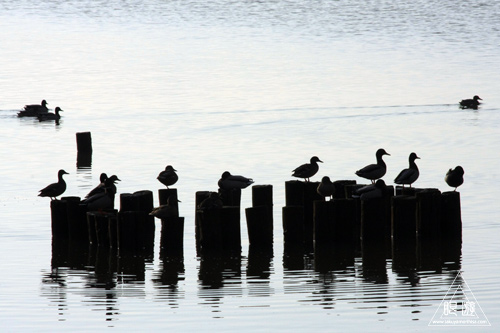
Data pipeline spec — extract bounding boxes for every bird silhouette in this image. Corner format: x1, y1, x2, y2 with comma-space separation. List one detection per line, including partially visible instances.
292, 156, 323, 182
38, 169, 69, 200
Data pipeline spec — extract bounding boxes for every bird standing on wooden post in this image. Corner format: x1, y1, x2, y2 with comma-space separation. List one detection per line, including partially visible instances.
445, 166, 464, 191
157, 165, 178, 188
292, 156, 323, 182
355, 148, 390, 184
394, 152, 420, 188
218, 171, 254, 190
150, 195, 180, 219
38, 169, 69, 200
317, 176, 335, 200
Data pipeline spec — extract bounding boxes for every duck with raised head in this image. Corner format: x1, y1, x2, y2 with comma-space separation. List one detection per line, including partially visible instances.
157, 165, 178, 188
292, 156, 323, 182
459, 95, 482, 109
355, 148, 390, 184
218, 171, 254, 190
38, 107, 63, 121
317, 176, 335, 200
85, 173, 108, 199
354, 179, 387, 200
18, 99, 49, 117
394, 152, 420, 188
82, 177, 118, 211
38, 169, 69, 200
445, 166, 464, 191
150, 196, 181, 219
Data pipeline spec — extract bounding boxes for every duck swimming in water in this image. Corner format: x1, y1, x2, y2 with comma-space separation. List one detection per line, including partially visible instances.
218, 171, 254, 190
459, 95, 482, 109
157, 165, 178, 188
292, 156, 323, 182
445, 166, 464, 191
38, 169, 69, 200
17, 99, 49, 117
38, 107, 63, 121
394, 152, 420, 188
317, 176, 335, 200
355, 148, 390, 184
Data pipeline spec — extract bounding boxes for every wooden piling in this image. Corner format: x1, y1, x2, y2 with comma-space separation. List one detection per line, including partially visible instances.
246, 184, 273, 250
221, 206, 241, 254
282, 206, 304, 253
333, 180, 357, 199
246, 206, 273, 249
197, 208, 223, 253
76, 131, 92, 153
159, 188, 179, 207
416, 189, 442, 270
50, 199, 70, 238
391, 195, 417, 270
285, 181, 305, 206
195, 191, 212, 253
218, 188, 241, 206
440, 191, 462, 266
160, 216, 184, 256
117, 211, 142, 253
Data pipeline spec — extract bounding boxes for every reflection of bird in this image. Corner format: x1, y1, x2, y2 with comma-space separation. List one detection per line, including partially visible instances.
157, 165, 178, 188
18, 99, 49, 117
85, 173, 108, 198
354, 179, 387, 200
292, 156, 323, 182
38, 169, 69, 200
38, 107, 63, 121
317, 176, 335, 200
198, 192, 223, 210
150, 196, 180, 219
394, 152, 420, 188
355, 148, 390, 183
445, 166, 464, 191
459, 95, 482, 109
82, 177, 118, 211
218, 171, 254, 190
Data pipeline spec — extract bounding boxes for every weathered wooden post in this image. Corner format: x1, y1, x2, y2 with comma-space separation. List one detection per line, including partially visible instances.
195, 191, 212, 254
160, 217, 184, 257
246, 184, 273, 250
440, 191, 462, 267
50, 199, 71, 239
282, 205, 304, 254
76, 132, 92, 168
197, 208, 223, 254
391, 195, 417, 271
416, 189, 442, 270
333, 180, 357, 199
65, 197, 89, 243
218, 188, 241, 206
221, 206, 241, 254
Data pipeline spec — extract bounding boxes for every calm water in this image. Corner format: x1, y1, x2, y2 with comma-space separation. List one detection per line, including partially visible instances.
1, 0, 499, 331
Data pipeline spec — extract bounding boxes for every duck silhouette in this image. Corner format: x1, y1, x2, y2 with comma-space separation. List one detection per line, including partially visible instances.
292, 156, 323, 182
317, 176, 335, 200
150, 196, 180, 219
218, 171, 254, 190
157, 165, 178, 188
18, 99, 49, 117
445, 166, 464, 191
38, 107, 63, 121
459, 95, 482, 109
38, 169, 69, 200
355, 148, 390, 184
82, 177, 118, 211
394, 152, 420, 188
354, 179, 387, 200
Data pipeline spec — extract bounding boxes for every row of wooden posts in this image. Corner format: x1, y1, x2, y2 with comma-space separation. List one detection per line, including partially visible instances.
50, 178, 461, 271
